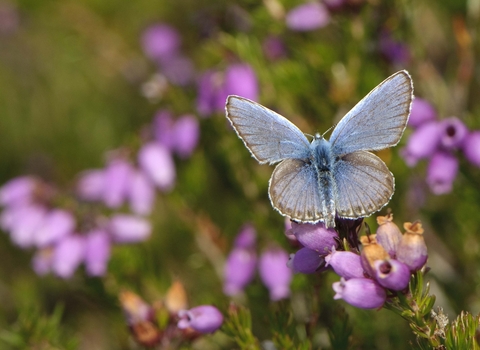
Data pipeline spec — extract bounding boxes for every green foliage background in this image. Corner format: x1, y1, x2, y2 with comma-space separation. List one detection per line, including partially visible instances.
0, 0, 479, 349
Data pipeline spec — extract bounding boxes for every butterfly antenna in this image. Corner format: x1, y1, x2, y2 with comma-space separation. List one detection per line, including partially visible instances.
322, 123, 337, 137
304, 133, 315, 140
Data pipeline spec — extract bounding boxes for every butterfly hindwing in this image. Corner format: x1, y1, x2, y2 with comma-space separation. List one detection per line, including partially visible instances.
333, 151, 394, 218
268, 158, 324, 222
226, 96, 311, 165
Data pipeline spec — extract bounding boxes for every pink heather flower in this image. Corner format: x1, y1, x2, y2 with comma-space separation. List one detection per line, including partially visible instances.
0, 176, 36, 207
109, 214, 152, 243
103, 158, 132, 208
376, 215, 402, 258
141, 23, 181, 62
138, 142, 175, 191
32, 248, 53, 275
290, 221, 338, 253
52, 235, 86, 279
196, 70, 226, 116
463, 131, 480, 167
439, 117, 468, 149
223, 63, 259, 102
161, 55, 194, 86
332, 277, 386, 309
373, 259, 410, 291
76, 169, 105, 201
85, 229, 111, 276
128, 170, 155, 216
177, 305, 223, 334
153, 110, 176, 150
286, 2, 330, 31
172, 114, 199, 159
378, 30, 410, 66
325, 249, 365, 280
426, 151, 458, 195
223, 248, 257, 296
233, 224, 256, 249
258, 247, 292, 301
396, 230, 428, 272
408, 98, 437, 128
401, 121, 441, 167
9, 204, 47, 248
288, 248, 324, 274
35, 209, 76, 248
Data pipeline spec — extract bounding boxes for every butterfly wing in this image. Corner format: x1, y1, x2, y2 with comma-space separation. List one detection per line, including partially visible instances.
226, 96, 311, 165
330, 70, 413, 156
268, 158, 324, 222
333, 151, 394, 218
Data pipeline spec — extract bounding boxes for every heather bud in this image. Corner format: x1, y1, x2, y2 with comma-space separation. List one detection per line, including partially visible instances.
325, 248, 365, 280
332, 277, 387, 309
288, 247, 324, 274
462, 131, 480, 167
426, 151, 458, 195
258, 247, 292, 301
290, 221, 338, 253
401, 121, 441, 167
178, 305, 224, 334
373, 259, 411, 291
407, 98, 437, 128
376, 214, 402, 258
396, 222, 428, 271
223, 248, 257, 296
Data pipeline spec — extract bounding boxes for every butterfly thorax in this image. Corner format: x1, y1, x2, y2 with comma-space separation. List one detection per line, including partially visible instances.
310, 137, 337, 227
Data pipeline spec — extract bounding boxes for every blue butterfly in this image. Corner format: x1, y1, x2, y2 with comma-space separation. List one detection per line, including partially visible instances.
225, 70, 413, 227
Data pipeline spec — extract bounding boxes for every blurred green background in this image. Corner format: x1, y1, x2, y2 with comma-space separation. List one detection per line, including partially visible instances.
0, 0, 479, 349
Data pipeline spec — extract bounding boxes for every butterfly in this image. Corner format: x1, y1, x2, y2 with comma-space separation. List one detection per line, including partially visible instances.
225, 70, 413, 228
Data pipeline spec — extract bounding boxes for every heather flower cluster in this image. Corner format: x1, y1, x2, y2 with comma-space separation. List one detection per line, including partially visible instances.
401, 98, 480, 194
288, 214, 427, 309
223, 224, 292, 301
119, 281, 223, 347
0, 108, 199, 279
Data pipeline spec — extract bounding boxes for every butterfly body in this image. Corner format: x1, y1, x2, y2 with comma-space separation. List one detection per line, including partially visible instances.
226, 70, 413, 227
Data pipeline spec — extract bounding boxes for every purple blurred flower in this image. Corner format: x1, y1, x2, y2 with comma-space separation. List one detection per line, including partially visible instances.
332, 277, 386, 309
196, 70, 226, 116
103, 158, 132, 208
258, 247, 292, 301
0, 1, 19, 35
223, 63, 259, 102
0, 176, 36, 207
462, 131, 480, 167
141, 23, 181, 62
9, 204, 46, 248
379, 31, 410, 65
161, 55, 194, 86
262, 36, 286, 61
439, 117, 468, 150
85, 229, 111, 276
52, 235, 86, 279
223, 248, 257, 296
290, 221, 338, 253
32, 248, 53, 276
325, 249, 365, 280
128, 170, 155, 216
408, 98, 437, 128
177, 305, 223, 334
109, 214, 152, 243
172, 114, 200, 158
76, 169, 105, 201
138, 142, 175, 191
426, 151, 458, 195
35, 209, 76, 248
401, 121, 441, 167
286, 2, 330, 31
373, 259, 410, 291
233, 224, 256, 249
153, 110, 176, 149
289, 247, 324, 274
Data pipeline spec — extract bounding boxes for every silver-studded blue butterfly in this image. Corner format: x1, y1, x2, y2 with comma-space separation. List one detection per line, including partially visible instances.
225, 70, 413, 227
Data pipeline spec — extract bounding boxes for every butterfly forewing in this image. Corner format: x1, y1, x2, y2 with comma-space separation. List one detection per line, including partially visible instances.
330, 70, 413, 156
268, 158, 324, 222
226, 96, 311, 165
334, 151, 394, 218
